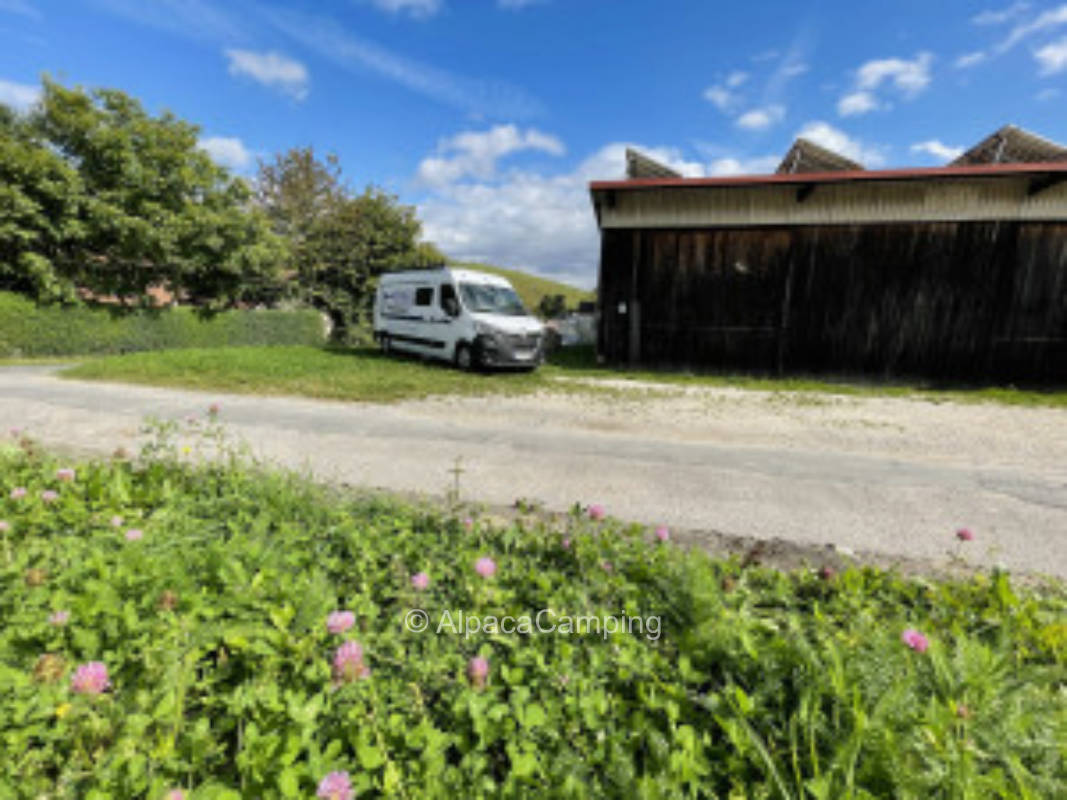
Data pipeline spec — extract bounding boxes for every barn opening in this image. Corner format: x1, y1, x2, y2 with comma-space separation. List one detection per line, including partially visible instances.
590, 126, 1067, 382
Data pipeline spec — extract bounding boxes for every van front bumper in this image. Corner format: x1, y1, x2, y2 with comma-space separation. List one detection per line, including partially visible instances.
474, 332, 543, 368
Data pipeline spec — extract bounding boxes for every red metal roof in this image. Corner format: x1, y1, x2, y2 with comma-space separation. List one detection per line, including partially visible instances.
589, 161, 1067, 192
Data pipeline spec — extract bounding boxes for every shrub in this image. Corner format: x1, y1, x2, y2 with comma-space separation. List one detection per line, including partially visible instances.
0, 292, 325, 357
0, 429, 1064, 798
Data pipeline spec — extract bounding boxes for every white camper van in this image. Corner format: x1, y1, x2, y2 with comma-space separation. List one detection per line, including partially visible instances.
373, 267, 545, 370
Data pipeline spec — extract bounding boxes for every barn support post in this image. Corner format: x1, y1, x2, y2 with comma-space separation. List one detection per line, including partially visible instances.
777, 254, 796, 376
629, 230, 642, 365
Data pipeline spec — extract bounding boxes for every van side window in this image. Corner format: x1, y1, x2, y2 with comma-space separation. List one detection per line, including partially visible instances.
414, 287, 434, 306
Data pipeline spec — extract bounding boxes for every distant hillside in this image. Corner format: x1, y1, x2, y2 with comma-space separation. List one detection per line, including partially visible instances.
449, 261, 594, 313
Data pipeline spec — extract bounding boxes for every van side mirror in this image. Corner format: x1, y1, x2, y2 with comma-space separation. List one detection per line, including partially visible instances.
444, 297, 460, 317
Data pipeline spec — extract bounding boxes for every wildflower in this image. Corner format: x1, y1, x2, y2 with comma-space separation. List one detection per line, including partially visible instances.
601, 560, 613, 572
40, 490, 58, 503
475, 557, 497, 578
54, 703, 71, 719
124, 528, 143, 542
956, 704, 971, 720
588, 504, 605, 521
956, 527, 974, 542
10, 487, 26, 500
819, 566, 836, 581
467, 656, 489, 688
901, 628, 930, 653
561, 537, 571, 550
48, 610, 70, 626
9, 427, 20, 438
317, 771, 354, 800
654, 525, 670, 542
0, 520, 9, 532
326, 611, 355, 634
462, 517, 473, 530
332, 641, 369, 683
110, 515, 123, 528
411, 572, 430, 591
208, 403, 221, 416
164, 790, 186, 800
56, 468, 75, 482
33, 653, 66, 683
71, 661, 110, 695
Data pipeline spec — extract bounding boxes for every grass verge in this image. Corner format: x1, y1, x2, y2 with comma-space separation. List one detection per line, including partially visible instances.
1, 431, 1064, 797
61, 345, 1067, 408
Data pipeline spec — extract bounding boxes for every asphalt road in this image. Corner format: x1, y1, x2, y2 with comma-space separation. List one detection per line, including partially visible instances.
2, 365, 1065, 579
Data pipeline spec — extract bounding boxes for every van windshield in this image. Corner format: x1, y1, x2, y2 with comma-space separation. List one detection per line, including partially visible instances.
458, 283, 527, 316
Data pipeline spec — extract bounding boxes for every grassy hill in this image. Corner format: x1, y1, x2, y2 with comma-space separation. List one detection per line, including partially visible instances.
449, 261, 594, 312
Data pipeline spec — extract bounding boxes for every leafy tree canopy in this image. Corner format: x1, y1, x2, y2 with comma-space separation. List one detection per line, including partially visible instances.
0, 78, 284, 308
256, 147, 442, 338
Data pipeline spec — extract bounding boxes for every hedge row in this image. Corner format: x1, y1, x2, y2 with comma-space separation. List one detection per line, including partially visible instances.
0, 293, 326, 357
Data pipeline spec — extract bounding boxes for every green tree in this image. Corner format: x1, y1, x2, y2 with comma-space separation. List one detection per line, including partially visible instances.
0, 78, 285, 308
537, 293, 567, 319
0, 105, 85, 302
256, 147, 435, 339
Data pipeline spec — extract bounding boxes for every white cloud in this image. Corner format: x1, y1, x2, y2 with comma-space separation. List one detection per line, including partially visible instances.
0, 78, 40, 111
796, 121, 886, 167
1035, 36, 1067, 73
1037, 86, 1062, 100
417, 141, 704, 288
417, 124, 564, 187
703, 84, 740, 113
369, 0, 442, 19
998, 4, 1067, 51
0, 0, 41, 20
708, 155, 780, 176
837, 52, 933, 117
199, 136, 253, 170
224, 49, 309, 100
92, 0, 245, 43
266, 9, 542, 119
855, 52, 934, 96
973, 2, 1030, 26
910, 140, 964, 162
725, 70, 749, 88
736, 104, 786, 131
837, 91, 880, 116
955, 51, 988, 68
498, 0, 544, 8
751, 49, 779, 62
780, 62, 809, 78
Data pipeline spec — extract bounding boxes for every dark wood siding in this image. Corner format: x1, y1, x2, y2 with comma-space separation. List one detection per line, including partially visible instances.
598, 222, 1067, 382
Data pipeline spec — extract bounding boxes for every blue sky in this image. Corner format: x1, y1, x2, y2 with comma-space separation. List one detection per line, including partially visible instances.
2, 1, 1067, 287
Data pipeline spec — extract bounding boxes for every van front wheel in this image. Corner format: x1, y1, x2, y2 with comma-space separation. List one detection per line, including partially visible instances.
454, 343, 475, 371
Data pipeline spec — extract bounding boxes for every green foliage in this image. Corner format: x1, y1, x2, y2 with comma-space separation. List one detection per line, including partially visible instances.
0, 293, 324, 357
537, 293, 567, 320
0, 78, 285, 308
0, 432, 1064, 797
256, 148, 428, 341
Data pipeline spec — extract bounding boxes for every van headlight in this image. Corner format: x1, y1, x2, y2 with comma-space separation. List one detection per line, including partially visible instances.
474, 321, 503, 338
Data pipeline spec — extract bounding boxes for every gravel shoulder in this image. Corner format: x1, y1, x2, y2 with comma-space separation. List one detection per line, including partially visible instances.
3, 365, 1065, 580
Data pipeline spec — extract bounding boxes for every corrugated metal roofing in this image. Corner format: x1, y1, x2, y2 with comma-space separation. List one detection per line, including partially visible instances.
949, 125, 1067, 167
590, 160, 1067, 192
625, 148, 681, 179
776, 138, 864, 174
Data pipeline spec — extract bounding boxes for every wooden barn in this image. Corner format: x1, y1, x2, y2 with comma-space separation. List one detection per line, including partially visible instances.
590, 126, 1067, 382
